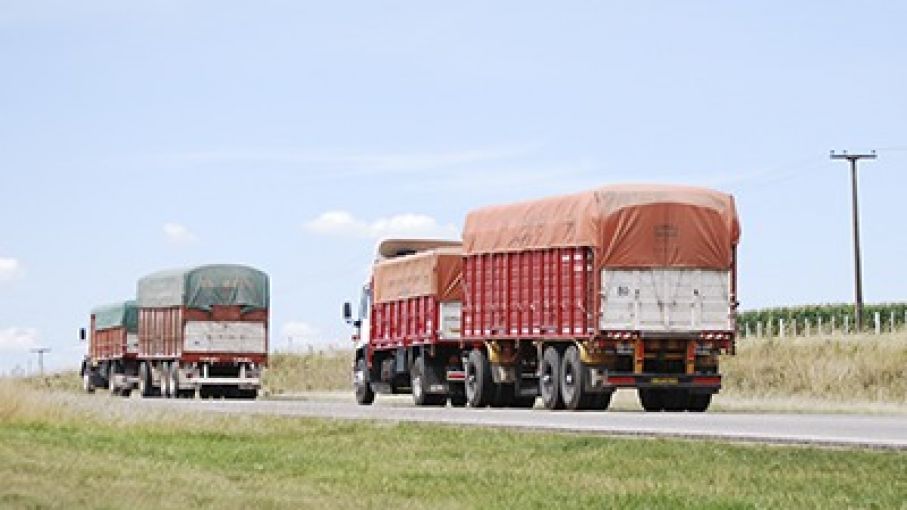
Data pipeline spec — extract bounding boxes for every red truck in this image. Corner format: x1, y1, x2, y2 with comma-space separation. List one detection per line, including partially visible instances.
80, 300, 139, 396
135, 264, 270, 399
345, 184, 740, 412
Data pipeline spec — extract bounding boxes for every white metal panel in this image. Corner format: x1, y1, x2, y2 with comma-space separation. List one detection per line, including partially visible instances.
600, 269, 731, 332
184, 321, 267, 354
126, 333, 139, 354
440, 302, 462, 339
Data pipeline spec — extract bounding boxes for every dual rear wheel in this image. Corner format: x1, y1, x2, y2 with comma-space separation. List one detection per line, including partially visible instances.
540, 346, 612, 411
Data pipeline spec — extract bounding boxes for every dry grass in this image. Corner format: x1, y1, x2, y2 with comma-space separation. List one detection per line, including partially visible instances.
722, 332, 907, 404
263, 350, 352, 395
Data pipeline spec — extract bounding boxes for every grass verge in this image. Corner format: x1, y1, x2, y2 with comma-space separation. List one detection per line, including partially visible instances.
0, 381, 905, 509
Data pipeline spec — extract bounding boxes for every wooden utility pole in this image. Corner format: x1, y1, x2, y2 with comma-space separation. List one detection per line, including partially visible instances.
830, 150, 876, 332
30, 347, 51, 376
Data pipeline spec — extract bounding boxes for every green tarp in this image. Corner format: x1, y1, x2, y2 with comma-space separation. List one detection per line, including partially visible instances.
92, 300, 139, 332
136, 264, 269, 310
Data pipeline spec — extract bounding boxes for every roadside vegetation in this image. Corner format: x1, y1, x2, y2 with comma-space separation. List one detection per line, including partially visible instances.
722, 332, 907, 405
263, 350, 350, 395
43, 333, 907, 412
0, 380, 904, 509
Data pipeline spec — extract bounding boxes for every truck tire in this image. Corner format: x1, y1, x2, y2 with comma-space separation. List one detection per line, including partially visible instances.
82, 372, 95, 394
411, 356, 446, 406
138, 362, 156, 398
465, 349, 492, 408
107, 362, 119, 396
540, 347, 564, 410
354, 358, 375, 405
688, 393, 711, 412
638, 389, 664, 412
168, 365, 179, 399
560, 346, 588, 411
160, 362, 171, 398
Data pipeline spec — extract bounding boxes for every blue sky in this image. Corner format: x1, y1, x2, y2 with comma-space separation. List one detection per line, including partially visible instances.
1, 1, 905, 372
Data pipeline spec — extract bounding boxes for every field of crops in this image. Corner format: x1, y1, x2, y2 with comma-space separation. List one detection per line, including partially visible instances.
738, 303, 907, 336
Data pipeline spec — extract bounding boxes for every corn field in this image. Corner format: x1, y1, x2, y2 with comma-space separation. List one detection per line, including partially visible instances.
737, 303, 907, 337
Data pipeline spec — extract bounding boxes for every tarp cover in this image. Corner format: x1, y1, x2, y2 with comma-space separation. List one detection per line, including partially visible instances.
463, 184, 740, 269
136, 264, 269, 310
373, 247, 463, 304
92, 300, 138, 332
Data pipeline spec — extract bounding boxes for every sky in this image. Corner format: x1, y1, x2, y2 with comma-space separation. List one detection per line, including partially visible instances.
1, 1, 906, 373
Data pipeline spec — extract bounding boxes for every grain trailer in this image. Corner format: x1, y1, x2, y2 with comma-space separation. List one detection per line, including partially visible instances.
79, 300, 139, 396
461, 184, 740, 412
136, 264, 269, 399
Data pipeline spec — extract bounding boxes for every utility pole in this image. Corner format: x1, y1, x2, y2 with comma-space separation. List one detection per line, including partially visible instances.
30, 347, 51, 376
830, 150, 876, 332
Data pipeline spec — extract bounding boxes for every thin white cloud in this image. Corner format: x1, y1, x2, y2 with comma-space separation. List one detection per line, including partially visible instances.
0, 257, 23, 282
304, 211, 458, 239
0, 327, 39, 352
163, 222, 198, 245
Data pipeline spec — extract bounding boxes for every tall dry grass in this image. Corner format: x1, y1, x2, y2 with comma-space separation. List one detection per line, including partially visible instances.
722, 332, 907, 403
263, 350, 352, 395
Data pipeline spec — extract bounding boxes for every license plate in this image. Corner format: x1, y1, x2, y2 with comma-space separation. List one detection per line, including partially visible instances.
650, 377, 678, 385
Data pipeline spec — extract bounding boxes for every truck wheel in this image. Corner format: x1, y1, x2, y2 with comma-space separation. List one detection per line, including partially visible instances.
465, 349, 492, 408
82, 372, 95, 394
138, 362, 156, 398
107, 362, 119, 396
161, 362, 170, 398
540, 347, 563, 410
168, 365, 180, 399
560, 346, 587, 411
411, 356, 446, 406
638, 389, 664, 412
354, 358, 375, 405
688, 393, 712, 412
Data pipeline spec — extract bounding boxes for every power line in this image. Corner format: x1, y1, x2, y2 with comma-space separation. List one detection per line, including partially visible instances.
829, 150, 877, 332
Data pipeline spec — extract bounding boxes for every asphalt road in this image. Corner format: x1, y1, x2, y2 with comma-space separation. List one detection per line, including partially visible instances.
141, 396, 907, 450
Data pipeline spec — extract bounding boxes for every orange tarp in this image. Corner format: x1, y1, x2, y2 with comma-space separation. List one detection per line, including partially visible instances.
373, 246, 464, 304
463, 184, 740, 269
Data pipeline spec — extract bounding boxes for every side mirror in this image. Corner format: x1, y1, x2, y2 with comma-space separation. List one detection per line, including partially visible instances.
342, 302, 352, 323
79, 327, 86, 342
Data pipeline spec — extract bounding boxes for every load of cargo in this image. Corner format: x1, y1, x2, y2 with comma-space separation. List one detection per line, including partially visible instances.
80, 264, 270, 399
345, 184, 741, 412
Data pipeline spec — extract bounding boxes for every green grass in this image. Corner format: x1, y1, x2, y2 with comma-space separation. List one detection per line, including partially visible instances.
0, 383, 905, 509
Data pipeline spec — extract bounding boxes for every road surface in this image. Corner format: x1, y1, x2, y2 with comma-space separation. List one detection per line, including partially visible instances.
138, 395, 907, 450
